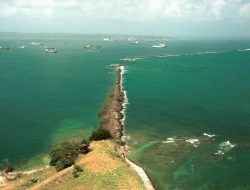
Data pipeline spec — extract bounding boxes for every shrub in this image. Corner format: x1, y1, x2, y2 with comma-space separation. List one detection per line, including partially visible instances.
49, 142, 80, 171
21, 178, 39, 188
79, 138, 90, 154
81, 138, 89, 146
72, 164, 83, 178
89, 128, 112, 141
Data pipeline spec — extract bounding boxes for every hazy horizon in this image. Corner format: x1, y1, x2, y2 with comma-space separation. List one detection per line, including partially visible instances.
1, 31, 250, 39
1, 0, 250, 38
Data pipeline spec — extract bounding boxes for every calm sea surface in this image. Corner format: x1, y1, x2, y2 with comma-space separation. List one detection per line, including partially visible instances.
1, 35, 250, 189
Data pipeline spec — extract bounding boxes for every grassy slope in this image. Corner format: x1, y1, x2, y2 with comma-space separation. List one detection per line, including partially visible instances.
3, 140, 145, 190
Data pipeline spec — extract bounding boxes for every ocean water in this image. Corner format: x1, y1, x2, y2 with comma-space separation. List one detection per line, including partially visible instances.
123, 39, 250, 190
0, 36, 116, 168
1, 35, 250, 189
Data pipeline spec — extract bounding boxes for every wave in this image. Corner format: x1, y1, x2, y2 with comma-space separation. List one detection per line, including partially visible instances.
162, 136, 200, 147
162, 132, 216, 147
161, 134, 237, 158
162, 137, 176, 144
118, 65, 129, 138
121, 135, 131, 142
215, 141, 236, 155
185, 138, 200, 148
203, 133, 216, 138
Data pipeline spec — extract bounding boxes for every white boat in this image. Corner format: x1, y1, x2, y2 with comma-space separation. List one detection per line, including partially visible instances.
17, 45, 26, 49
30, 42, 42, 46
84, 44, 102, 51
152, 43, 166, 48
44, 48, 57, 53
103, 38, 115, 41
84, 44, 101, 49
120, 58, 136, 62
131, 41, 139, 44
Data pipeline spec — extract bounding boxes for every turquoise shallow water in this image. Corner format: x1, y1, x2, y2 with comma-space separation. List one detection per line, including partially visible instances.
1, 36, 250, 189
0, 37, 116, 167
123, 40, 250, 189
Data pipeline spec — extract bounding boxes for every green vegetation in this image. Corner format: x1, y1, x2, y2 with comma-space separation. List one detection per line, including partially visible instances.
72, 164, 83, 178
49, 138, 90, 172
49, 139, 90, 172
49, 126, 111, 172
20, 178, 40, 189
79, 138, 90, 154
49, 142, 80, 171
89, 128, 112, 141
81, 138, 89, 146
40, 141, 145, 190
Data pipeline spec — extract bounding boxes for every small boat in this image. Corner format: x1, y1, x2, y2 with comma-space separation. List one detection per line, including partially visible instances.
103, 38, 115, 41
152, 43, 166, 48
84, 44, 102, 51
44, 48, 57, 53
131, 41, 139, 44
120, 57, 137, 62
17, 45, 26, 49
0, 47, 10, 50
30, 42, 42, 46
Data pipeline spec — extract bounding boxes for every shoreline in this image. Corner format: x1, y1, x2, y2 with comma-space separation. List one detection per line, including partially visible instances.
103, 64, 155, 190
99, 64, 127, 138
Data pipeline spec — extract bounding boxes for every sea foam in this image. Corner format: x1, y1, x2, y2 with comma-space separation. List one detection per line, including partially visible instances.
219, 141, 236, 151
185, 138, 200, 147
203, 133, 216, 138
118, 65, 129, 136
162, 137, 176, 144
215, 140, 236, 155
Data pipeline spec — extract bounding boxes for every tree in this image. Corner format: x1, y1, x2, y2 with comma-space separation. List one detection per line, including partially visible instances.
79, 138, 90, 154
72, 164, 83, 178
49, 142, 80, 171
89, 128, 112, 141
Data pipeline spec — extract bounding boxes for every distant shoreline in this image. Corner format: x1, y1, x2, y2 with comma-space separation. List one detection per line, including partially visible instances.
1, 32, 249, 40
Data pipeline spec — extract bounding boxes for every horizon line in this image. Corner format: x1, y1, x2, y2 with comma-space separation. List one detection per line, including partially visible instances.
1, 32, 250, 39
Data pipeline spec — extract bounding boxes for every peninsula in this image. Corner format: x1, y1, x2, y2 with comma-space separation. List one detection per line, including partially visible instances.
0, 64, 154, 190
